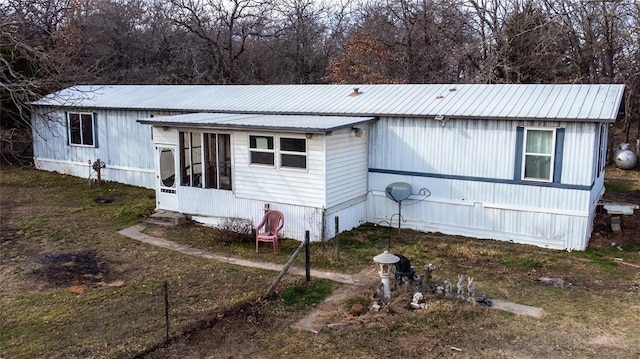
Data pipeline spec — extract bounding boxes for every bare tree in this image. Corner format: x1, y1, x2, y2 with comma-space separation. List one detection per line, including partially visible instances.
168, 0, 269, 83
539, 0, 635, 83
325, 30, 402, 84
352, 0, 477, 83
501, 1, 569, 83
260, 0, 332, 83
467, 0, 564, 83
1, 0, 70, 129
620, 2, 640, 143
542, 0, 638, 146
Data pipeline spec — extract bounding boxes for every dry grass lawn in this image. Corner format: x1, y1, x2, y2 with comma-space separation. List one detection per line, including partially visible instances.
1, 166, 639, 359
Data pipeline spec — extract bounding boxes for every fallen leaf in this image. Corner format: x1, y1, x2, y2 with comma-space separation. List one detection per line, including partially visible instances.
68, 285, 88, 294
106, 280, 125, 287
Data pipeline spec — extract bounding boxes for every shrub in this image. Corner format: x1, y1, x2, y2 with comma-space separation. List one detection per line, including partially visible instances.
217, 217, 254, 244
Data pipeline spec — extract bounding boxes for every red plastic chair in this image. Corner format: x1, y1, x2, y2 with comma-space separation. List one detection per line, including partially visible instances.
255, 210, 284, 253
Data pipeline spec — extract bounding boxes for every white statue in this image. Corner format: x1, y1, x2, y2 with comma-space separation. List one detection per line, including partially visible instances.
410, 292, 426, 309
444, 280, 453, 298
467, 276, 475, 302
457, 274, 465, 300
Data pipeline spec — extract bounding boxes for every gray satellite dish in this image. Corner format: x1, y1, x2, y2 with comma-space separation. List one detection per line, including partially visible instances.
384, 182, 412, 236
385, 182, 412, 202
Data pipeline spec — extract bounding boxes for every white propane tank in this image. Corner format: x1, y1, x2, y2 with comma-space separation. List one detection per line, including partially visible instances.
614, 143, 638, 170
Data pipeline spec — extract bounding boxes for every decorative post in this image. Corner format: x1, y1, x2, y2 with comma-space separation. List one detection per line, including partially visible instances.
372, 250, 400, 302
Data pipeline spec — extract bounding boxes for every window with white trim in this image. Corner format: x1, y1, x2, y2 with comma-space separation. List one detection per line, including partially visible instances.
280, 137, 306, 169
522, 128, 555, 182
249, 135, 275, 166
249, 135, 307, 169
68, 112, 95, 146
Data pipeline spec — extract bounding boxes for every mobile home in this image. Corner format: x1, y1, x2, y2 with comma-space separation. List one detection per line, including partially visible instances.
32, 84, 625, 250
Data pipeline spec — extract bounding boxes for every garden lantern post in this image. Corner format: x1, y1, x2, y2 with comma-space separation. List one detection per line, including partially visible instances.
372, 250, 400, 301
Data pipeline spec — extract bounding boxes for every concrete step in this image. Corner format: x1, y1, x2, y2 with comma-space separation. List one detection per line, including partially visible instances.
145, 210, 187, 226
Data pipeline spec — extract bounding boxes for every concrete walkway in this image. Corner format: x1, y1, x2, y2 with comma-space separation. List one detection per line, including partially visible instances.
117, 224, 544, 323
118, 224, 375, 334
117, 224, 362, 285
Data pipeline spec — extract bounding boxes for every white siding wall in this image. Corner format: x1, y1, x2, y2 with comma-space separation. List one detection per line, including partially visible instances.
325, 127, 369, 208
32, 108, 155, 188
370, 117, 597, 186
562, 122, 597, 185
152, 127, 179, 145
32, 109, 69, 160
234, 132, 325, 207
370, 117, 516, 179
321, 127, 370, 239
589, 122, 608, 206
179, 186, 325, 241
185, 189, 366, 242
587, 123, 608, 246
368, 187, 590, 250
368, 117, 599, 250
324, 196, 368, 238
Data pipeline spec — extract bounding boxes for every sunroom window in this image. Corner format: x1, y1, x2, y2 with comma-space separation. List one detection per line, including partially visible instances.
180, 131, 232, 190
204, 133, 232, 190
180, 132, 202, 186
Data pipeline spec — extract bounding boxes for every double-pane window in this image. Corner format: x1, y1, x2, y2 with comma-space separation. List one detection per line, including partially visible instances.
280, 138, 306, 169
523, 129, 555, 181
68, 112, 95, 146
249, 135, 275, 165
249, 135, 307, 169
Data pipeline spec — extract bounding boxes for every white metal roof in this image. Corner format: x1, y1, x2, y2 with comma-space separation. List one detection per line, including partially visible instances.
34, 83, 625, 121
137, 112, 374, 133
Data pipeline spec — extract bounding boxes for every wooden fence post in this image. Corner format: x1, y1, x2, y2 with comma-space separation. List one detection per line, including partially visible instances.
164, 280, 169, 342
264, 238, 307, 298
305, 231, 311, 282
334, 217, 340, 261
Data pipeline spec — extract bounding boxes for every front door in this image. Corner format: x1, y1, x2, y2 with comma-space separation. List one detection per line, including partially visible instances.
157, 146, 179, 211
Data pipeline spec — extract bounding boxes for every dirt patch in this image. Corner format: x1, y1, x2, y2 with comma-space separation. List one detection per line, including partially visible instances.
30, 250, 113, 287
590, 190, 640, 249
590, 211, 639, 249
0, 226, 22, 242
135, 299, 270, 359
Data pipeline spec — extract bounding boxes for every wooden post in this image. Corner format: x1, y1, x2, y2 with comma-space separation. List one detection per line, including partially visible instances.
305, 231, 311, 282
264, 238, 307, 298
334, 216, 340, 261
164, 280, 170, 342
96, 161, 102, 184
398, 202, 402, 235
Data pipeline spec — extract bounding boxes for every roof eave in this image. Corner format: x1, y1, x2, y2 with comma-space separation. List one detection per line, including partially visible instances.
138, 117, 376, 133
449, 114, 619, 122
